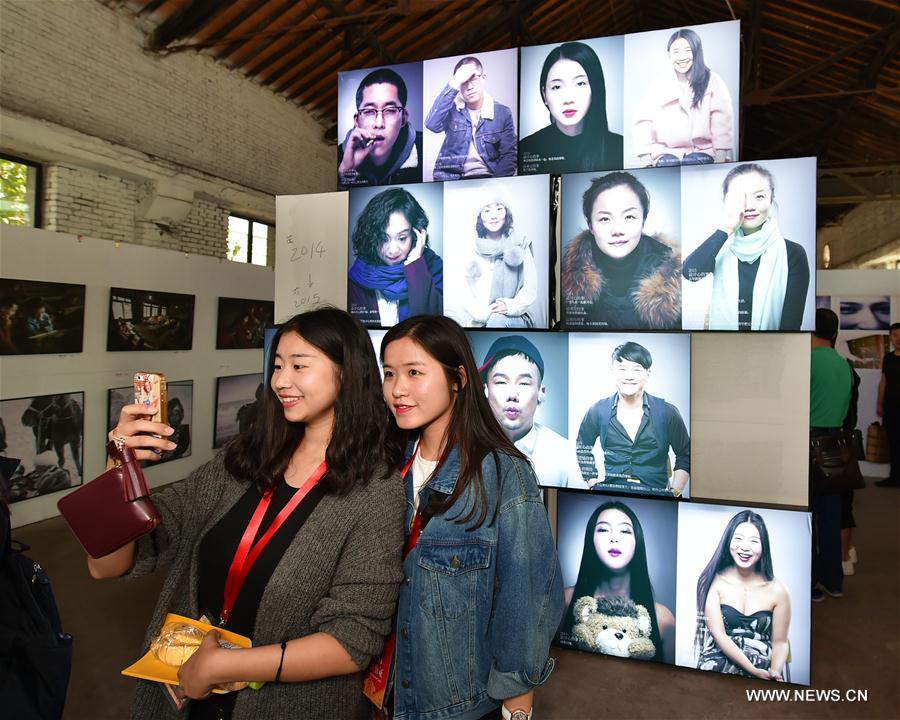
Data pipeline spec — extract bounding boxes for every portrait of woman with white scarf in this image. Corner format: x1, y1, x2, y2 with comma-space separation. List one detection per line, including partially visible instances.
681, 162, 810, 331
444, 181, 547, 328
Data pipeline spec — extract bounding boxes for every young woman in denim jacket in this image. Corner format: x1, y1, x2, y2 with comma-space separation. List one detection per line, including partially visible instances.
380, 315, 565, 720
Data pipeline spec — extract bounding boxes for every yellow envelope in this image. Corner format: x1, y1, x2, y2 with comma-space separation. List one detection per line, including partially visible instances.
122, 613, 252, 693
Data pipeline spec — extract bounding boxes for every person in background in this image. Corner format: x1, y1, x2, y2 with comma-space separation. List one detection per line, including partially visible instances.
809, 308, 852, 602
632, 28, 733, 167
425, 56, 517, 180
875, 322, 900, 488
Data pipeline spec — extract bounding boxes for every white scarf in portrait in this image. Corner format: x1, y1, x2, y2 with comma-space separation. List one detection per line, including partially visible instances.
710, 217, 788, 330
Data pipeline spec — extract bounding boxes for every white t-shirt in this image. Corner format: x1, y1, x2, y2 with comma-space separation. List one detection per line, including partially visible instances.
411, 453, 439, 512
375, 291, 399, 326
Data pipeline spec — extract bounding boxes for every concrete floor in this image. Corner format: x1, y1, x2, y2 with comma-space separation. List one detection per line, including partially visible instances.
11, 481, 899, 720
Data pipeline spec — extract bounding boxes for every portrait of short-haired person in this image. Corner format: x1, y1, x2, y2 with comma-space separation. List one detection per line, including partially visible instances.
480, 336, 578, 488
424, 55, 517, 181
338, 67, 423, 189
347, 187, 443, 328
575, 341, 690, 496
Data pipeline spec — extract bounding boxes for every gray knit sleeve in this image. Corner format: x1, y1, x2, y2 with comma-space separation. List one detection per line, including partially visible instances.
123, 455, 223, 580
309, 472, 406, 668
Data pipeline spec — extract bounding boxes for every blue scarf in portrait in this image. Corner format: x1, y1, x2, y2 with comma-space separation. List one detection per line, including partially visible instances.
348, 247, 443, 321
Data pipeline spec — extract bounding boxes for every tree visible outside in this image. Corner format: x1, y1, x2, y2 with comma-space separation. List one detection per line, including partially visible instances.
0, 158, 36, 226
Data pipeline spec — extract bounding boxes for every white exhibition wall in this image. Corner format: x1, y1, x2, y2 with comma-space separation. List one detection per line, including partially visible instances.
0, 225, 273, 528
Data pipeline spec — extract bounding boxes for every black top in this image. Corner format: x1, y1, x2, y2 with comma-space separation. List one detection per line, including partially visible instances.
884, 351, 900, 414
191, 479, 324, 720
518, 122, 623, 175
682, 229, 810, 330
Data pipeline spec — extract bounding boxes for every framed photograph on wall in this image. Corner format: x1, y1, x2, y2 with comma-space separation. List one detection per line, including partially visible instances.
216, 297, 274, 349
107, 380, 193, 465
0, 392, 84, 503
107, 287, 195, 351
214, 373, 264, 448
0, 277, 85, 355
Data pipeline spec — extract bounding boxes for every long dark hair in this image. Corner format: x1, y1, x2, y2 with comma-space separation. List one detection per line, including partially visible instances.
694, 510, 774, 649
539, 41, 610, 136
224, 307, 392, 495
352, 188, 429, 265
380, 315, 524, 529
667, 28, 711, 109
564, 501, 664, 661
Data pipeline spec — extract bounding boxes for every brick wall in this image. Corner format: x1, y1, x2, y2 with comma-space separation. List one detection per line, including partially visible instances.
817, 200, 900, 268
0, 0, 336, 262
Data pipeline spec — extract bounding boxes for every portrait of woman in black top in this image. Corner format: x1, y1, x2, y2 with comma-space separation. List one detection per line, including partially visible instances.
519, 41, 624, 175
682, 162, 810, 331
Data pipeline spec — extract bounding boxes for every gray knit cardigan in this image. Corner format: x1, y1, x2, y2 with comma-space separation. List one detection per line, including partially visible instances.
125, 452, 405, 720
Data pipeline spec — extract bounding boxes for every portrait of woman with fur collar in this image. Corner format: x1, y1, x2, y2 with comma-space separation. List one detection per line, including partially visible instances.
561, 170, 682, 330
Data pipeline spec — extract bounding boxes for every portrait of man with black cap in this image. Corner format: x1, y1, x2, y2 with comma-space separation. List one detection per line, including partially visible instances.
480, 335, 578, 487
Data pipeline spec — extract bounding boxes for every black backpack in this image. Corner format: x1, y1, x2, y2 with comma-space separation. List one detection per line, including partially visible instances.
0, 508, 73, 720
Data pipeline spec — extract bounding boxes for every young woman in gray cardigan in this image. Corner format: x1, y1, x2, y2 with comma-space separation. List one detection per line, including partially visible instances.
89, 309, 405, 720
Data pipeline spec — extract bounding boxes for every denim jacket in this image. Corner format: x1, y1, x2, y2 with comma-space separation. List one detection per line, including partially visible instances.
425, 85, 518, 181
393, 444, 564, 720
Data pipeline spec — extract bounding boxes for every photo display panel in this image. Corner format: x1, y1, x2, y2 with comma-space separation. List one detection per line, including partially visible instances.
0, 277, 85, 355
422, 48, 519, 182
569, 333, 691, 498
107, 381, 193, 466
0, 392, 84, 503
466, 330, 573, 487
675, 502, 811, 685
443, 175, 552, 329
560, 167, 682, 331
346, 182, 444, 328
680, 156, 817, 332
623, 21, 741, 169
216, 297, 274, 350
337, 61, 424, 190
556, 490, 678, 665
214, 373, 264, 448
107, 287, 196, 351
518, 35, 625, 176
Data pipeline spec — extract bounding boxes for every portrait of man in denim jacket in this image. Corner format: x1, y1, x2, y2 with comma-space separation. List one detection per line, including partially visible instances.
425, 56, 518, 181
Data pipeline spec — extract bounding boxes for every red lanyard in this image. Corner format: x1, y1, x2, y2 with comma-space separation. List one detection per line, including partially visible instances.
401, 448, 423, 557
220, 461, 327, 625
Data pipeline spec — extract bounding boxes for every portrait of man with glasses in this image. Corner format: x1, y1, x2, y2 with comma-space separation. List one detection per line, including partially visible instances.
338, 67, 423, 189
424, 55, 518, 181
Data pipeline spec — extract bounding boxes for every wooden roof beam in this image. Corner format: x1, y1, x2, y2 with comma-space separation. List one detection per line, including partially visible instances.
145, 0, 226, 51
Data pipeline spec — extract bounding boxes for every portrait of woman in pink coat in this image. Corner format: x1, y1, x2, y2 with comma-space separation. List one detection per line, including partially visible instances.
632, 28, 734, 168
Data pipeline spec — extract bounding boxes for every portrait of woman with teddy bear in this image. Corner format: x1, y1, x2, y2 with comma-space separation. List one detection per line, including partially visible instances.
559, 497, 676, 664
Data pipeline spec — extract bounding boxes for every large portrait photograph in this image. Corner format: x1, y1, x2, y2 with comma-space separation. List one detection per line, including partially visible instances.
467, 330, 574, 488
675, 503, 811, 685
623, 21, 740, 169
556, 490, 678, 665
560, 166, 682, 330
680, 157, 816, 332
107, 287, 195, 351
518, 35, 624, 176
0, 277, 85, 355
346, 182, 444, 328
337, 61, 424, 190
107, 380, 193, 465
422, 48, 519, 182
216, 297, 274, 349
214, 373, 264, 449
568, 332, 691, 498
443, 175, 551, 329
0, 392, 84, 503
